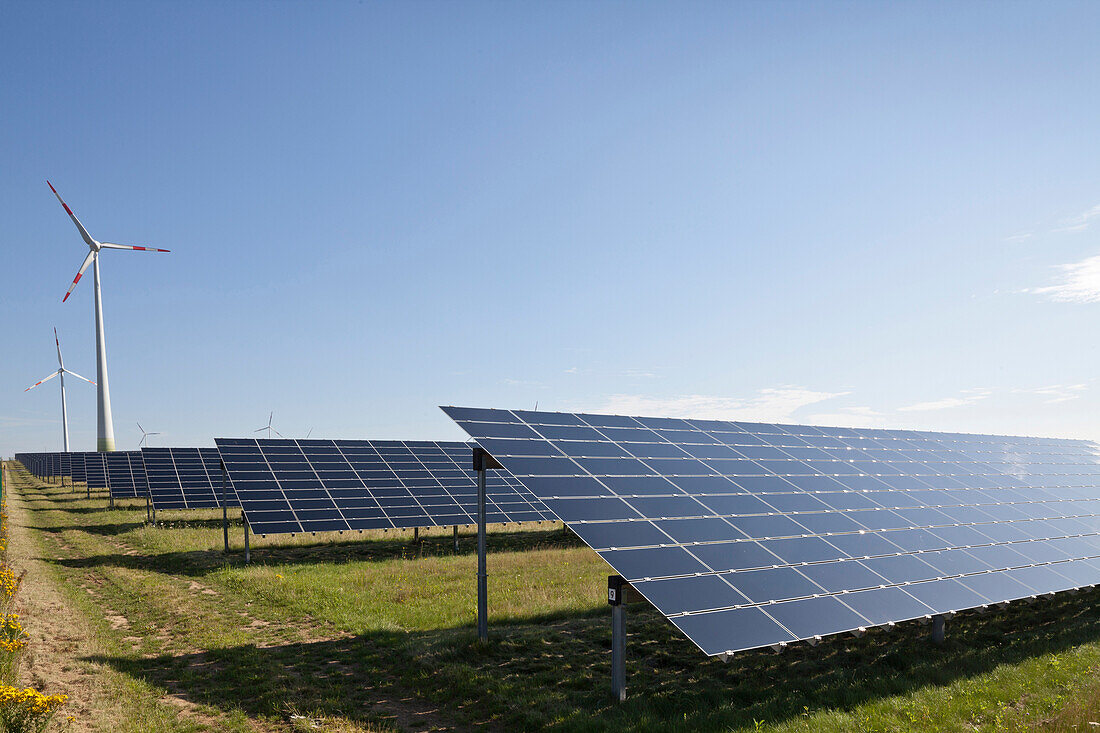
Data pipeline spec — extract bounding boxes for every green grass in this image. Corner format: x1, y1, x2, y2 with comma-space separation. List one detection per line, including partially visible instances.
12, 462, 1100, 731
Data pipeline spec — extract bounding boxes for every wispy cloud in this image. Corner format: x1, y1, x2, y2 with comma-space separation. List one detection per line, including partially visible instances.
504, 378, 544, 388
1026, 254, 1100, 304
897, 388, 992, 412
1012, 383, 1088, 404
1004, 232, 1033, 243
804, 406, 887, 429
594, 386, 847, 422
1053, 204, 1100, 233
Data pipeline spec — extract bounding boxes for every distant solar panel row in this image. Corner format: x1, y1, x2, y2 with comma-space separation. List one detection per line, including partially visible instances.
215, 438, 556, 535
444, 407, 1100, 656
141, 447, 239, 510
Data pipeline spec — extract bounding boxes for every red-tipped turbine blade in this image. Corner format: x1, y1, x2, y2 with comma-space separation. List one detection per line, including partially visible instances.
47, 181, 96, 247
62, 250, 96, 302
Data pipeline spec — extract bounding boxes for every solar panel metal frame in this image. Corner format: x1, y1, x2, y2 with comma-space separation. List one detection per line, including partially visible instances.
443, 406, 1100, 657
141, 447, 239, 511
214, 438, 556, 536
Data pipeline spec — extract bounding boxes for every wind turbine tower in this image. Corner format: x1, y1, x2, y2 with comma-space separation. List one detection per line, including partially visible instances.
24, 328, 95, 451
48, 181, 170, 451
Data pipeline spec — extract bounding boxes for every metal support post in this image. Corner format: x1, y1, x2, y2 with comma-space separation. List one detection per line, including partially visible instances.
477, 461, 488, 642
244, 516, 251, 564
609, 575, 627, 702
146, 492, 152, 524
221, 461, 230, 554
472, 447, 502, 643
931, 614, 945, 644
453, 524, 459, 552
413, 526, 419, 543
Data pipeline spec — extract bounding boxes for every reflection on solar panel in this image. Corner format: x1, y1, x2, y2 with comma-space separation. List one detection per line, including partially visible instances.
104, 452, 147, 499
141, 448, 239, 510
444, 406, 1100, 657
214, 438, 555, 536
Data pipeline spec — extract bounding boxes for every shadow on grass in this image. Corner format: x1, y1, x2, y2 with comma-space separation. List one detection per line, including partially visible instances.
44, 526, 586, 576
86, 587, 1100, 732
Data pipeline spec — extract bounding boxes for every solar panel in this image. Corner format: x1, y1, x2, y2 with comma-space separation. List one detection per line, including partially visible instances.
214, 438, 556, 536
70, 452, 87, 483
83, 453, 107, 489
443, 406, 1100, 657
104, 452, 147, 498
59, 452, 71, 479
141, 447, 239, 510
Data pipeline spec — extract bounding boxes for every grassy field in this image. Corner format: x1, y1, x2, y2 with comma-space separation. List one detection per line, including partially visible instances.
9, 460, 1100, 731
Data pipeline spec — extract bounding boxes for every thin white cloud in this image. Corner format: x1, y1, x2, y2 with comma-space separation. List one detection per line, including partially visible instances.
1053, 204, 1100, 233
619, 369, 657, 379
897, 389, 992, 412
1004, 232, 1033, 243
564, 367, 579, 374
804, 406, 887, 429
503, 378, 544, 387
1012, 383, 1088, 404
594, 386, 847, 423
1026, 254, 1100, 304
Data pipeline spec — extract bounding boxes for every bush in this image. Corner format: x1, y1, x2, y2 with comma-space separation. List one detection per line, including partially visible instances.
0, 685, 67, 733
0, 616, 27, 685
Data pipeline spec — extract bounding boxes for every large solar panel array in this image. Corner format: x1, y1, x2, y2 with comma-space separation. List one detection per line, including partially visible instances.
14, 453, 47, 478
104, 452, 148, 499
444, 407, 1100, 657
215, 438, 556, 536
141, 447, 239, 510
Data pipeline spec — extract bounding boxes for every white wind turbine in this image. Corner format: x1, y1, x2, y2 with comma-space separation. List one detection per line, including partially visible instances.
49, 181, 170, 452
254, 412, 283, 439
24, 328, 96, 452
137, 422, 161, 448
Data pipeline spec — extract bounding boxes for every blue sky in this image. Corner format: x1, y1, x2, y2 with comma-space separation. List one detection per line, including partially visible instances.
3, 1, 1100, 454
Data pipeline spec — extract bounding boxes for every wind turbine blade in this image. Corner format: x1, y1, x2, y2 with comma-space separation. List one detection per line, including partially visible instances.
61, 369, 95, 385
149, 432, 162, 436
62, 250, 96, 302
253, 427, 268, 433
25, 370, 61, 391
54, 327, 64, 368
271, 428, 285, 438
47, 181, 96, 247
99, 242, 171, 253
137, 422, 144, 433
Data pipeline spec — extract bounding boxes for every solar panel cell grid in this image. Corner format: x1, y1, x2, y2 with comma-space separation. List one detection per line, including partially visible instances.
443, 406, 1100, 656
141, 448, 239, 511
214, 438, 557, 536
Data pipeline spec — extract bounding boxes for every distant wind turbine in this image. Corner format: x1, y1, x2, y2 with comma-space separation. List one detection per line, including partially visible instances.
254, 412, 283, 439
49, 181, 170, 452
137, 422, 161, 448
24, 328, 95, 451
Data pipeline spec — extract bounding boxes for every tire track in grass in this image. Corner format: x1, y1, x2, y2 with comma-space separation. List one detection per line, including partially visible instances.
21, 469, 460, 732
3, 464, 219, 732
